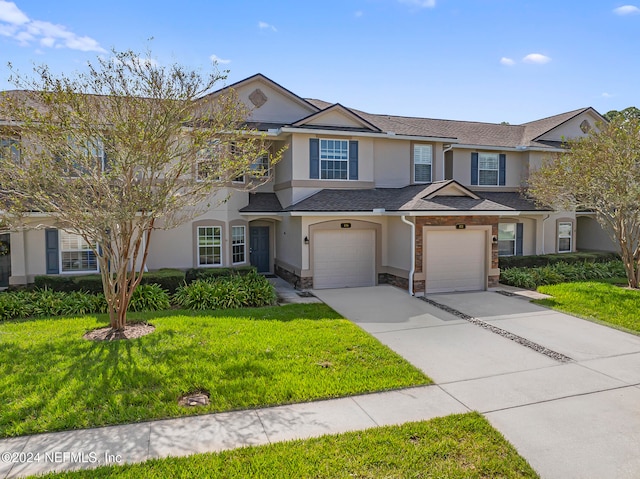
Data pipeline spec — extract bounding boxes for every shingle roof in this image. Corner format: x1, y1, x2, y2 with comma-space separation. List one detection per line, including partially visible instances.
306, 99, 594, 150
239, 193, 283, 212
277, 183, 549, 213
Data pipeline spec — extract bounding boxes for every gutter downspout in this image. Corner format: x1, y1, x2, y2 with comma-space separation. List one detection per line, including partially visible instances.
442, 144, 453, 181
401, 215, 415, 296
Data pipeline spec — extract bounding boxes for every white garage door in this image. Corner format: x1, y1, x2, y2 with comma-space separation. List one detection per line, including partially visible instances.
425, 229, 486, 293
313, 229, 376, 289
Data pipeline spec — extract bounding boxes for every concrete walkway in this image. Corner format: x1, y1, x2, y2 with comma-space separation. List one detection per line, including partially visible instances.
3, 283, 640, 478
314, 286, 640, 479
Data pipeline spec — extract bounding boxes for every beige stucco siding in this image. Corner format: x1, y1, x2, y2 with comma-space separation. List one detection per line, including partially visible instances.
234, 80, 315, 125
451, 149, 528, 188
576, 216, 617, 252
373, 139, 411, 187
275, 215, 302, 270
386, 216, 411, 272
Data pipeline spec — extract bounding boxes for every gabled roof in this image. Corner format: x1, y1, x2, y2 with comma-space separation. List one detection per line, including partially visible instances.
292, 103, 382, 132
278, 182, 547, 213
520, 108, 589, 142
200, 73, 320, 114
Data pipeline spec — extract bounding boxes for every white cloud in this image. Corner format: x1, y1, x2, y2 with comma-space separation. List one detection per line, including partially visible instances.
209, 54, 231, 65
613, 5, 640, 15
258, 21, 277, 32
522, 53, 551, 64
354, 10, 363, 17
601, 92, 613, 98
0, 4, 105, 52
0, 1, 28, 25
500, 57, 515, 66
398, 0, 436, 8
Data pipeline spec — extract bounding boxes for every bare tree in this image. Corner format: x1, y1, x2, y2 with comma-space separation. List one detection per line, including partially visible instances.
528, 116, 640, 288
0, 50, 280, 335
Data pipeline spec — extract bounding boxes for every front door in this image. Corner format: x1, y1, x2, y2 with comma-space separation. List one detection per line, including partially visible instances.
0, 234, 11, 288
250, 227, 270, 273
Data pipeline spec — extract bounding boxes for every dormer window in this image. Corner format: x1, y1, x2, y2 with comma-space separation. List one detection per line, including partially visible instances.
413, 144, 433, 183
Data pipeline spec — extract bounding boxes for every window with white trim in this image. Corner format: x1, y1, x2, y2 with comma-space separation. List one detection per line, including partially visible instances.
0, 138, 19, 163
478, 153, 499, 186
60, 231, 98, 272
196, 140, 223, 182
558, 222, 572, 253
250, 154, 270, 178
197, 226, 222, 266
60, 136, 106, 176
320, 139, 349, 180
498, 223, 516, 256
413, 144, 432, 183
231, 225, 246, 264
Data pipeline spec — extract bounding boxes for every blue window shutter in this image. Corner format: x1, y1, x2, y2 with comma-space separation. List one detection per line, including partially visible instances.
515, 223, 524, 256
45, 229, 59, 274
348, 141, 358, 180
499, 154, 506, 186
309, 138, 319, 179
471, 153, 478, 185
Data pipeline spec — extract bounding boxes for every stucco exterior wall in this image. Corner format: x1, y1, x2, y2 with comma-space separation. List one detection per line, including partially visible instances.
576, 216, 618, 252
451, 149, 528, 188
373, 139, 410, 187
234, 80, 316, 124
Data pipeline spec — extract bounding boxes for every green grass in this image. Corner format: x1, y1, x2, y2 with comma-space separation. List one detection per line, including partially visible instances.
35, 413, 539, 479
0, 304, 430, 438
535, 281, 640, 333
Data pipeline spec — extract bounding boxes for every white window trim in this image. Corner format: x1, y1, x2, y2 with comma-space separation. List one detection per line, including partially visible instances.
558, 221, 573, 253
320, 138, 350, 181
498, 223, 516, 257
231, 225, 246, 265
413, 144, 433, 184
250, 154, 270, 179
197, 225, 223, 267
59, 231, 99, 274
478, 152, 500, 186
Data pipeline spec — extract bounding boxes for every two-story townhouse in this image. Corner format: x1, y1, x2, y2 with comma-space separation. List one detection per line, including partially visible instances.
0, 74, 615, 293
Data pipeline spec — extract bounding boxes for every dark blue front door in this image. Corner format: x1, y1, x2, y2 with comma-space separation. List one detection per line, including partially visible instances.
250, 227, 270, 273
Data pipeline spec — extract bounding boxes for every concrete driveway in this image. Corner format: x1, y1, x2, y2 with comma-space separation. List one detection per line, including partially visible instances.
313, 285, 640, 479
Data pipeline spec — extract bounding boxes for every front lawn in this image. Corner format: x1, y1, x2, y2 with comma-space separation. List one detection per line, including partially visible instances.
35, 413, 539, 479
0, 304, 430, 438
535, 281, 640, 333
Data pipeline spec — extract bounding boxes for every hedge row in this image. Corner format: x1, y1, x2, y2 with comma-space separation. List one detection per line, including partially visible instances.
32, 267, 257, 295
498, 251, 619, 269
0, 271, 276, 321
500, 260, 626, 289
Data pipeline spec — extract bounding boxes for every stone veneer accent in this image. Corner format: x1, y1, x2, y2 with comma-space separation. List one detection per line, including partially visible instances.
414, 216, 500, 294
378, 272, 409, 290
275, 264, 313, 290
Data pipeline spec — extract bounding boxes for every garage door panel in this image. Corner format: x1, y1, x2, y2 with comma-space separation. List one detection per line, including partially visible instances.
425, 229, 486, 293
313, 230, 375, 289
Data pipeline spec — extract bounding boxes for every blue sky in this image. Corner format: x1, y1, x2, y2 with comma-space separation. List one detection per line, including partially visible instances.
0, 0, 638, 124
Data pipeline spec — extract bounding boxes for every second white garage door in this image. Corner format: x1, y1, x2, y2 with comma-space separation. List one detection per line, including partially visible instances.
425, 229, 486, 293
313, 229, 376, 289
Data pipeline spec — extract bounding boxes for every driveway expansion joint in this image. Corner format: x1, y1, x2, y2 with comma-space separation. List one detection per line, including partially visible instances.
420, 296, 574, 363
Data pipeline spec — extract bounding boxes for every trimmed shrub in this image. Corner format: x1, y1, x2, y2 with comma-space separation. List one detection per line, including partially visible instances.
174, 271, 276, 310
128, 284, 171, 312
33, 269, 186, 294
500, 260, 626, 289
184, 266, 256, 284
498, 252, 619, 270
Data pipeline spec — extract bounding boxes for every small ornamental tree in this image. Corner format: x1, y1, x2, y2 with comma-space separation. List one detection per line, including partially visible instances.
0, 50, 281, 335
528, 116, 640, 288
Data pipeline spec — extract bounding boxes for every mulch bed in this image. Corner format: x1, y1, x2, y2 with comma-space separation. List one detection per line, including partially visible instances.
83, 323, 155, 341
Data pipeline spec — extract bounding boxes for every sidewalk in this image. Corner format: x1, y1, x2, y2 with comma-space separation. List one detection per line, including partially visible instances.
0, 386, 468, 478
